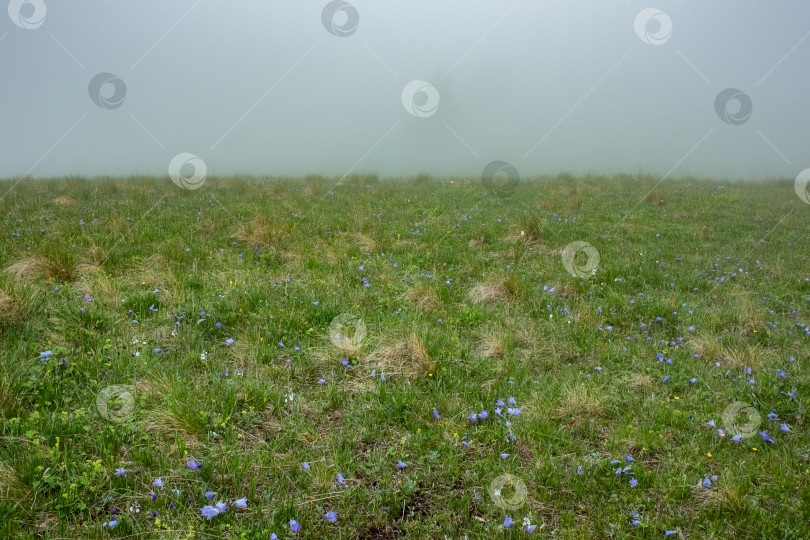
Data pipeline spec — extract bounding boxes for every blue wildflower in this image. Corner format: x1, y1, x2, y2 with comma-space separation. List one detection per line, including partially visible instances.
200, 505, 220, 520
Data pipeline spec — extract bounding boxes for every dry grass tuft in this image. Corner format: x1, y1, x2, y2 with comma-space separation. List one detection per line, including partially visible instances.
554, 383, 605, 424
406, 283, 442, 311
476, 328, 506, 358
467, 275, 522, 304
721, 343, 770, 371
694, 479, 751, 514
468, 235, 486, 250
6, 257, 56, 282
0, 285, 38, 325
233, 215, 285, 249
467, 282, 508, 303
78, 245, 106, 273
688, 332, 724, 362
264, 183, 286, 198
198, 218, 217, 235
513, 214, 545, 244
345, 232, 376, 253
363, 333, 432, 380
626, 373, 653, 390
6, 245, 104, 284
0, 371, 22, 417
643, 191, 665, 205
53, 196, 75, 206
142, 409, 202, 449
0, 462, 30, 502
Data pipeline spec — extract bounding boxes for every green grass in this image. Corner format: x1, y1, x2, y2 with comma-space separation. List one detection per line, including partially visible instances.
0, 174, 808, 539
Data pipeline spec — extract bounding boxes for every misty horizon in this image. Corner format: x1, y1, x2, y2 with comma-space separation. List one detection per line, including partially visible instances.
2, 1, 808, 182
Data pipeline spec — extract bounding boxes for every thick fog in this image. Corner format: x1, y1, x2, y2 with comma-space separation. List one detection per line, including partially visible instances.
1, 1, 808, 180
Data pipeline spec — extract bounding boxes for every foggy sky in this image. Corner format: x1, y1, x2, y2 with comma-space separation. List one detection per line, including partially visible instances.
1, 1, 808, 181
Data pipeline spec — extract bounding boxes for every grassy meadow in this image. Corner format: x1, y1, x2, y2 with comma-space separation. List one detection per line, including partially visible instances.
0, 174, 808, 539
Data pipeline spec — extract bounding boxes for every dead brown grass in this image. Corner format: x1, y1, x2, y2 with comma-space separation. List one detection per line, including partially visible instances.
5, 247, 102, 283
694, 478, 751, 514
344, 232, 377, 253
198, 218, 217, 235
233, 215, 286, 249
468, 235, 485, 250
722, 343, 771, 371
0, 461, 30, 502
467, 281, 508, 304
643, 191, 665, 205
0, 285, 36, 325
53, 196, 75, 206
626, 373, 654, 391
0, 369, 22, 417
688, 332, 724, 362
406, 283, 442, 311
553, 384, 605, 425
476, 333, 505, 359
362, 333, 433, 380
